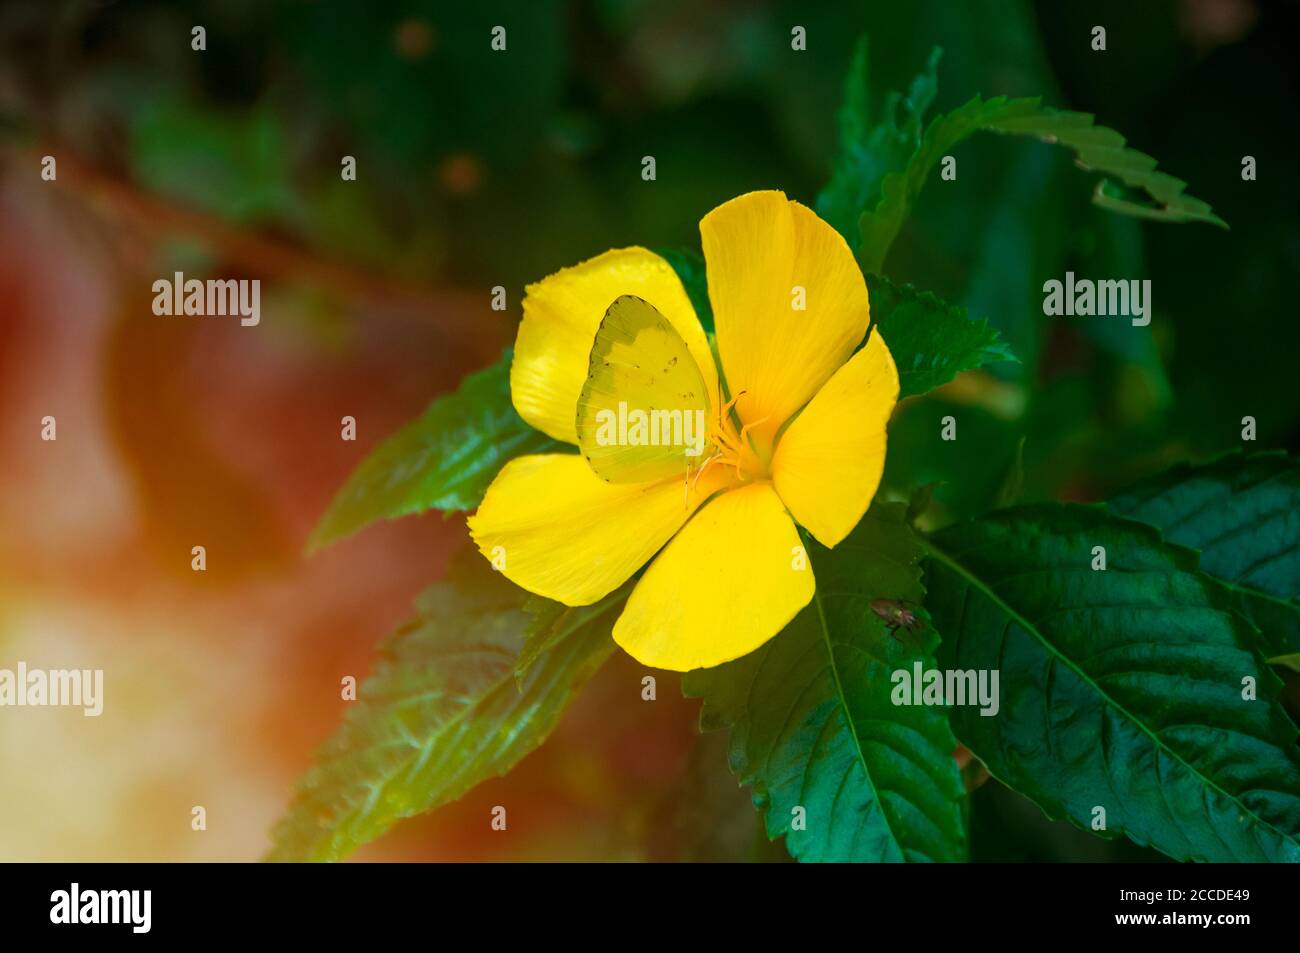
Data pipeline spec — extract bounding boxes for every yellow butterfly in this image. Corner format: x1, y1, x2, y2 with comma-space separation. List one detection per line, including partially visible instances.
575, 294, 714, 485
577, 294, 764, 499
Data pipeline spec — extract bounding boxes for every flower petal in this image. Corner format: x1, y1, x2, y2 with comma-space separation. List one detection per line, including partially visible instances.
511, 248, 717, 444
701, 191, 870, 444
772, 328, 898, 547
468, 454, 728, 606
613, 482, 814, 671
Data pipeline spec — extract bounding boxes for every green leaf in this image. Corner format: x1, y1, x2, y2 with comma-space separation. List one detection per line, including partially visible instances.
859, 95, 1227, 275
515, 584, 631, 685
1107, 451, 1300, 662
1270, 655, 1300, 675
685, 503, 967, 863
924, 503, 1300, 862
815, 40, 941, 245
656, 246, 714, 334
308, 350, 560, 551
869, 275, 1017, 399
267, 552, 617, 861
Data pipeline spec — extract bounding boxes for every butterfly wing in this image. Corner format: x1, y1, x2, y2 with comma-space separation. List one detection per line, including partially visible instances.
576, 295, 712, 484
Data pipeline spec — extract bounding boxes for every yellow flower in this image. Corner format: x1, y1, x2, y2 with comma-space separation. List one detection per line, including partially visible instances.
469, 190, 899, 671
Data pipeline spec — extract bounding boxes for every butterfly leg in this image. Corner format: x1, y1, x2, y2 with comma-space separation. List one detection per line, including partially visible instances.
687, 452, 719, 503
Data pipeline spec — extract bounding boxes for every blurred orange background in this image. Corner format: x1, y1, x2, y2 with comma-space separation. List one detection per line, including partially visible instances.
0, 160, 759, 861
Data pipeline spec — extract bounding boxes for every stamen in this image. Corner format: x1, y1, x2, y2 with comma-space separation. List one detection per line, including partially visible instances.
711, 428, 740, 454
737, 415, 770, 444
735, 414, 771, 477
682, 389, 770, 498
686, 450, 736, 505
718, 389, 747, 424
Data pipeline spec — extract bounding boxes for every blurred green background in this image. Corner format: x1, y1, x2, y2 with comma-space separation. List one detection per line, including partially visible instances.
11, 1, 1297, 447
0, 0, 1294, 861
8, 0, 1291, 498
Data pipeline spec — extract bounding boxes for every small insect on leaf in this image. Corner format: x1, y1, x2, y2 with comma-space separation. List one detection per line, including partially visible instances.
870, 598, 925, 643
